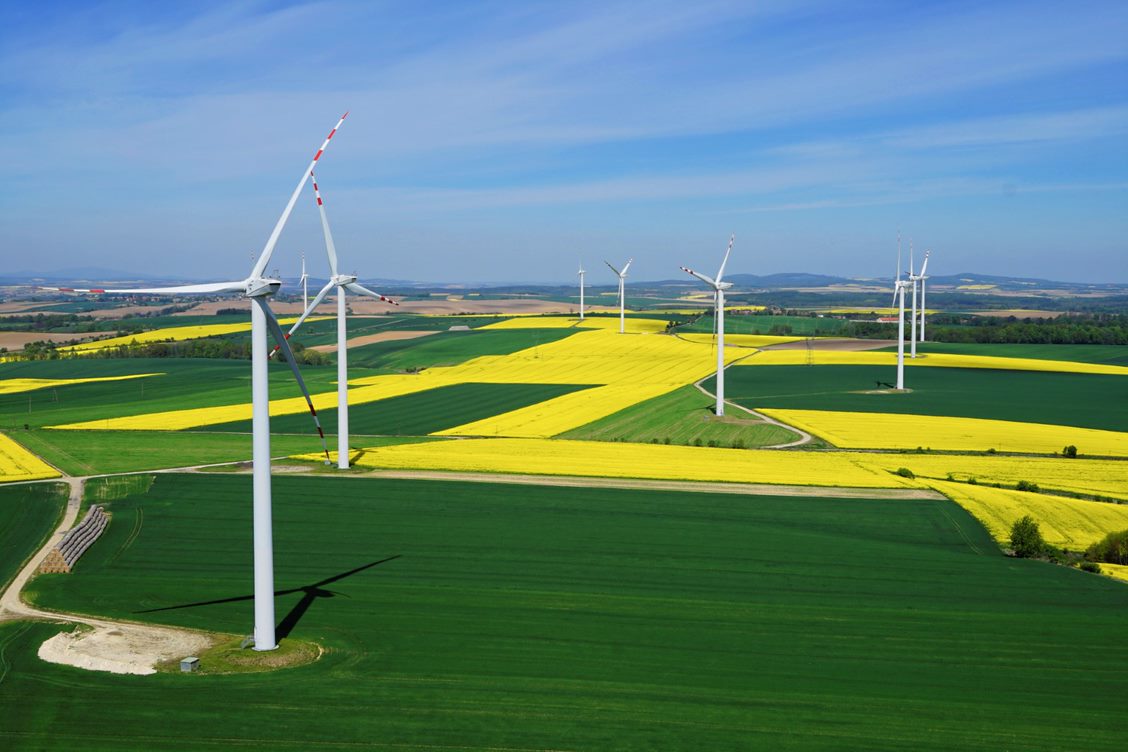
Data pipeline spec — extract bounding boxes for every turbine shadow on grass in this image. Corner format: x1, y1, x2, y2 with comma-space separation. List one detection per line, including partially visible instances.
135, 555, 401, 638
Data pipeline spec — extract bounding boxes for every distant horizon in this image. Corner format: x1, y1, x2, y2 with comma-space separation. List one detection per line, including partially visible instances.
6, 264, 1126, 289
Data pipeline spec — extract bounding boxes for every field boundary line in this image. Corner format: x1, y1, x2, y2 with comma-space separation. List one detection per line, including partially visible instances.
340, 469, 945, 500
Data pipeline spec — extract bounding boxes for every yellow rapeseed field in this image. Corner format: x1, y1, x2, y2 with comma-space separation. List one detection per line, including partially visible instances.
61, 317, 326, 353
759, 408, 1128, 457
850, 453, 1128, 502
931, 479, 1128, 551
733, 349, 1128, 375
1101, 563, 1128, 584
434, 384, 675, 437
52, 328, 738, 433
0, 433, 60, 483
305, 437, 915, 489
481, 315, 670, 333
0, 373, 161, 395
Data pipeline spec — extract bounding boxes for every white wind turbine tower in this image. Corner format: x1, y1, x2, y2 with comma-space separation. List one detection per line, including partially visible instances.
45, 114, 349, 651
299, 252, 309, 311
273, 172, 398, 470
891, 237, 912, 390
681, 234, 735, 417
604, 258, 633, 333
577, 263, 586, 321
909, 247, 930, 358
919, 252, 932, 342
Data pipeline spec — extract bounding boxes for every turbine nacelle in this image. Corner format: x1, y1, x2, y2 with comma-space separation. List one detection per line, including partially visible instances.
333, 274, 358, 286
245, 278, 282, 298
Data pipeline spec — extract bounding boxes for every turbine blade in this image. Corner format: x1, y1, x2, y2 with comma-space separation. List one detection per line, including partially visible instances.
715, 234, 734, 282
250, 112, 348, 280
257, 297, 332, 463
344, 281, 398, 305
680, 266, 717, 288
919, 250, 930, 278
310, 171, 340, 277
604, 260, 621, 276
621, 258, 633, 276
270, 280, 337, 359
41, 281, 247, 295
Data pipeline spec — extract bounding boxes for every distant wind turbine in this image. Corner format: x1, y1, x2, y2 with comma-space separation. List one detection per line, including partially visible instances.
891, 236, 912, 390
909, 247, 930, 358
299, 252, 309, 311
918, 251, 933, 342
681, 234, 735, 417
577, 263, 586, 321
604, 258, 633, 334
273, 171, 398, 470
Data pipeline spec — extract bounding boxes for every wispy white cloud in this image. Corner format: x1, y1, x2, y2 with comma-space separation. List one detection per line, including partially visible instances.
1, 0, 1126, 281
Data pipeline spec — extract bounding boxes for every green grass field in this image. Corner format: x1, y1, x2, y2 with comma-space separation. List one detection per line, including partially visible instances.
877, 341, 1128, 365
0, 359, 343, 430
0, 483, 66, 591
709, 365, 1128, 431
229, 314, 511, 349
198, 382, 592, 436
678, 313, 852, 335
560, 385, 798, 447
4, 473, 1125, 749
6, 430, 429, 475
344, 328, 580, 370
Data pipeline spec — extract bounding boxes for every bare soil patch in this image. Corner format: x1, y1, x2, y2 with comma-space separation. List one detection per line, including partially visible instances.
968, 309, 1060, 319
38, 622, 216, 676
0, 331, 104, 351
310, 329, 438, 353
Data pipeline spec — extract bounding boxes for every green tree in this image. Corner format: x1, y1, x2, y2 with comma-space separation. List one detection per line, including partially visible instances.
1010, 515, 1045, 558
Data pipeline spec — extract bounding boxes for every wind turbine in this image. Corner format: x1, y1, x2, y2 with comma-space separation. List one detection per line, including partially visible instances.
577, 263, 586, 321
919, 252, 932, 342
604, 258, 633, 334
299, 253, 309, 311
681, 234, 734, 417
909, 247, 930, 358
44, 114, 348, 651
272, 171, 398, 470
891, 236, 912, 390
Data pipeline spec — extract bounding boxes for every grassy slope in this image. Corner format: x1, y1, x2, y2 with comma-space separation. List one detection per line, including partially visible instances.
199, 383, 593, 436
5, 431, 430, 475
0, 359, 343, 429
560, 384, 797, 447
876, 341, 1128, 365
709, 365, 1128, 431
0, 482, 67, 591
7, 474, 1126, 750
344, 328, 579, 370
229, 315, 510, 349
678, 314, 851, 335
0, 330, 570, 429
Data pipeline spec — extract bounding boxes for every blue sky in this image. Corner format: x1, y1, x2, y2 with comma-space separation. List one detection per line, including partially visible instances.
2, 0, 1126, 283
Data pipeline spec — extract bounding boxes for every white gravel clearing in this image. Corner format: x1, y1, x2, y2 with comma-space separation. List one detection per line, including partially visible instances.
38, 622, 214, 676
